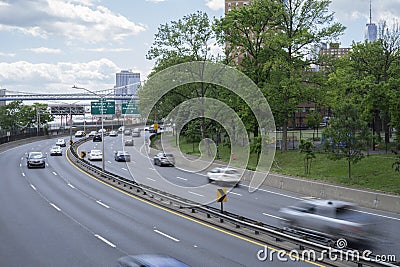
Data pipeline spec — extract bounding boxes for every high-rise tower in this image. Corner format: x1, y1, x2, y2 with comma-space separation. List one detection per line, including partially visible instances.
365, 0, 377, 42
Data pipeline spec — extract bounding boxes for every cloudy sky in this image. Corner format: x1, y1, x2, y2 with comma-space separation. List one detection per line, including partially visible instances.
0, 0, 399, 95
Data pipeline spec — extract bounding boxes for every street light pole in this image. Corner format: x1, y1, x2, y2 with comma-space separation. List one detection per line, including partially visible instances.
73, 85, 107, 172
101, 96, 105, 171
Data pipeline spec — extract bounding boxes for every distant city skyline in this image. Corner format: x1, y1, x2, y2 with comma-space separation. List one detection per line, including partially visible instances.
0, 0, 398, 95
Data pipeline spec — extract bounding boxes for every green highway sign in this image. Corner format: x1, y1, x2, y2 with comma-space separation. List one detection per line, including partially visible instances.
122, 103, 139, 115
91, 101, 115, 115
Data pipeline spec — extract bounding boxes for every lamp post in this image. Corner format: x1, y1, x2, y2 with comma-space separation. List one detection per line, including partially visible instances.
73, 85, 109, 172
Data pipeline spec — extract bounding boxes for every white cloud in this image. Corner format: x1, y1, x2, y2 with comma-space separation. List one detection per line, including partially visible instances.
0, 58, 121, 93
0, 52, 15, 57
0, 0, 147, 44
205, 0, 224, 11
83, 47, 132, 52
26, 47, 62, 54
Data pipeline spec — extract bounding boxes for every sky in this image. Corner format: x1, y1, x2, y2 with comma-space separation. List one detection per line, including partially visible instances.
0, 0, 399, 96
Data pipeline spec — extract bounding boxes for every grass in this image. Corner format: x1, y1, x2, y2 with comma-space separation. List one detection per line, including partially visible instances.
164, 135, 400, 195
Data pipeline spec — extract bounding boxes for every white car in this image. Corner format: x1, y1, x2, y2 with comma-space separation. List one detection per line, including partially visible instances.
207, 167, 241, 186
75, 130, 86, 137
88, 149, 103, 161
109, 130, 118, 137
88, 131, 97, 137
55, 138, 66, 147
50, 146, 62, 156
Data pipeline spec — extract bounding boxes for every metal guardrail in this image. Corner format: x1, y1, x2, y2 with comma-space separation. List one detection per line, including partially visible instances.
67, 138, 398, 267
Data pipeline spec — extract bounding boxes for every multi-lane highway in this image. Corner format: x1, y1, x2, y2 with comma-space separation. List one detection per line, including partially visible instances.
0, 131, 399, 266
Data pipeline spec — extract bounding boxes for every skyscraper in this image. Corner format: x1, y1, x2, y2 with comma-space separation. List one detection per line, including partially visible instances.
115, 70, 140, 105
365, 0, 377, 42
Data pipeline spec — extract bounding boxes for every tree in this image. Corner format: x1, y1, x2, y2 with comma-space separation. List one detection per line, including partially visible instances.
324, 102, 372, 179
144, 11, 218, 140
267, 0, 345, 152
299, 139, 315, 174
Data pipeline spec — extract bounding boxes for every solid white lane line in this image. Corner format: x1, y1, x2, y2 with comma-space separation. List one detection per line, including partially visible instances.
176, 176, 187, 181
96, 200, 110, 209
147, 177, 156, 182
67, 183, 75, 189
229, 191, 242, 196
52, 172, 57, 176
50, 203, 61, 211
30, 184, 37, 191
154, 229, 180, 242
121, 168, 128, 171
22, 173, 25, 177
188, 191, 204, 197
262, 212, 287, 221
241, 184, 301, 200
95, 234, 116, 248
349, 209, 400, 221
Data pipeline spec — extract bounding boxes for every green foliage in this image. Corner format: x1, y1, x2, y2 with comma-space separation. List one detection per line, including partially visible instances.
0, 101, 53, 131
299, 139, 316, 174
324, 102, 372, 179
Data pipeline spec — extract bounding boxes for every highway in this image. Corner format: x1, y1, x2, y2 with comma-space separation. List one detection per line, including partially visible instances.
0, 132, 398, 266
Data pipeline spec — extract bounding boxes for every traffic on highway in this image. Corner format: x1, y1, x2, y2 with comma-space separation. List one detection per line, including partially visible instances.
0, 127, 398, 267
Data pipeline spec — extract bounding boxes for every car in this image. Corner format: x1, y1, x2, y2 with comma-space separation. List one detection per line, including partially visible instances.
206, 167, 241, 186
116, 254, 190, 267
124, 129, 132, 136
75, 130, 86, 137
88, 149, 102, 161
50, 146, 62, 156
114, 151, 131, 162
124, 139, 134, 146
118, 126, 125, 132
55, 138, 66, 147
93, 134, 102, 142
98, 128, 107, 134
88, 131, 97, 137
153, 152, 175, 167
132, 128, 141, 137
109, 130, 118, 137
26, 152, 46, 168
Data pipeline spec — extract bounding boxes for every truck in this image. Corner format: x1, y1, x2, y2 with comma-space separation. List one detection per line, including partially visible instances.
279, 199, 379, 247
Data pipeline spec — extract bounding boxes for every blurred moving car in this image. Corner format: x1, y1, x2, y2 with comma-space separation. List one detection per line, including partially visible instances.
116, 254, 190, 267
132, 128, 141, 137
50, 146, 62, 156
109, 130, 118, 137
88, 131, 97, 137
124, 139, 134, 146
98, 128, 107, 135
124, 129, 132, 136
56, 138, 66, 147
26, 152, 46, 168
153, 152, 175, 167
206, 167, 241, 186
88, 149, 102, 161
279, 199, 379, 246
114, 151, 131, 162
93, 134, 102, 142
75, 130, 86, 137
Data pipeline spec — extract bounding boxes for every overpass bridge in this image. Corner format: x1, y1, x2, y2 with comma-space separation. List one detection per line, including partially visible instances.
0, 88, 139, 102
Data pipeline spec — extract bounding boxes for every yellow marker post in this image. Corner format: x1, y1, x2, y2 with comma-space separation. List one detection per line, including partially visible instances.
217, 188, 227, 213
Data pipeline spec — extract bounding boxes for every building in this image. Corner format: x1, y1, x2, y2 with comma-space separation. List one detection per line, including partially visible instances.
0, 89, 5, 106
365, 0, 377, 42
115, 70, 140, 106
225, 0, 250, 14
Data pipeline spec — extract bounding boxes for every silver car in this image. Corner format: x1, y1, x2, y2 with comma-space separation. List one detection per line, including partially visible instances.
153, 152, 175, 167
27, 152, 46, 168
